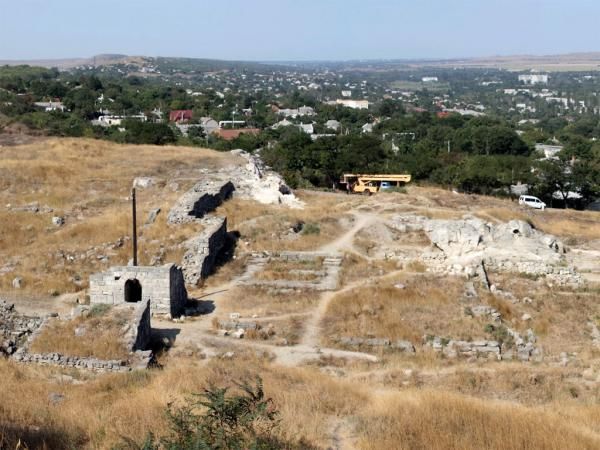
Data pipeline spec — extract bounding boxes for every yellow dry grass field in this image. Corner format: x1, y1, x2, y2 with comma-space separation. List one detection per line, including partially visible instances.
356, 390, 600, 450
1, 355, 600, 450
321, 277, 486, 348
0, 354, 367, 449
255, 259, 323, 282
0, 138, 239, 294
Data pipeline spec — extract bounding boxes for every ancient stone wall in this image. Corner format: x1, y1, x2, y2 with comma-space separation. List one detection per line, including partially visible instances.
181, 216, 228, 285
117, 300, 152, 352
89, 264, 187, 316
168, 179, 234, 224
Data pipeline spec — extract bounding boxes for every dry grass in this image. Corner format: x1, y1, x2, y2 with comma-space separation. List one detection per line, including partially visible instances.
29, 305, 131, 360
475, 207, 531, 224
0, 138, 239, 295
339, 253, 400, 286
215, 193, 355, 253
255, 259, 323, 282
321, 276, 484, 347
4, 353, 599, 450
0, 353, 367, 449
355, 389, 600, 450
218, 286, 320, 317
530, 209, 600, 242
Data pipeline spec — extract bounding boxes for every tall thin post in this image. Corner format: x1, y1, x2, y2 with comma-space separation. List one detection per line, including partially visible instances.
131, 188, 138, 266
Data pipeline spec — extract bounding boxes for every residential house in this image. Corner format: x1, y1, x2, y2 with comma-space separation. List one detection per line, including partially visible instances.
535, 143, 563, 159
169, 110, 193, 123
518, 74, 549, 85
33, 101, 66, 112
325, 120, 341, 131
335, 99, 369, 109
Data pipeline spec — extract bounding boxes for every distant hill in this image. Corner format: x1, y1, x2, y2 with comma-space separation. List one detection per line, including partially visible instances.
0, 54, 285, 73
2, 52, 600, 73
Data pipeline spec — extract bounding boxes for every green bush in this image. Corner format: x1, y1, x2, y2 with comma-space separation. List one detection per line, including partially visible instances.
120, 378, 311, 450
88, 303, 111, 317
301, 223, 320, 235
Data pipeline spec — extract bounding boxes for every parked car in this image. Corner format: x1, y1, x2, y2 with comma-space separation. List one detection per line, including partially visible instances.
519, 195, 546, 210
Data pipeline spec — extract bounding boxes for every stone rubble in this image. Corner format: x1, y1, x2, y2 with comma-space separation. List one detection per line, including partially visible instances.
0, 300, 43, 356
589, 321, 600, 348
425, 326, 541, 362
338, 337, 416, 353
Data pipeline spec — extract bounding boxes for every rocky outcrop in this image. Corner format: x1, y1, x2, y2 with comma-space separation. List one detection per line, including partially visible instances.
229, 150, 304, 208
390, 215, 582, 286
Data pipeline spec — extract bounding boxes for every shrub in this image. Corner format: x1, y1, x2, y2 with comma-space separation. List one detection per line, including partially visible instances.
121, 378, 305, 450
88, 303, 111, 318
301, 223, 320, 235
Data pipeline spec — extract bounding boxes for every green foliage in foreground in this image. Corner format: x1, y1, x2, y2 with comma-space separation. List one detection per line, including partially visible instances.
119, 378, 313, 450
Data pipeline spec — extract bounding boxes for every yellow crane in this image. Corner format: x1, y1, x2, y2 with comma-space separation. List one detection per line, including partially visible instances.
340, 173, 411, 195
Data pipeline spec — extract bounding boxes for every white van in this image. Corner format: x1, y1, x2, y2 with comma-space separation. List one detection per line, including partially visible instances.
519, 195, 546, 210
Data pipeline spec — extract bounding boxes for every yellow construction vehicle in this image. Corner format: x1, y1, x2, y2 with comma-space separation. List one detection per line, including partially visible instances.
340, 173, 411, 195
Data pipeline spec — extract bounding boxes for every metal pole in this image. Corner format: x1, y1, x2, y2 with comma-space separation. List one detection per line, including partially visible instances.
131, 188, 137, 266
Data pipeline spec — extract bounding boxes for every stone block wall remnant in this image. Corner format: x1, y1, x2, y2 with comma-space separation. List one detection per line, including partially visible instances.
89, 264, 187, 317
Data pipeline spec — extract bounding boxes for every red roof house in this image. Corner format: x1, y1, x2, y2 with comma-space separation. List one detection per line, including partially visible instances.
169, 110, 193, 123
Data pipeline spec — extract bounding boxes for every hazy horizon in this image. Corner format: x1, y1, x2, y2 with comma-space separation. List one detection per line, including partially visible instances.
1, 0, 600, 61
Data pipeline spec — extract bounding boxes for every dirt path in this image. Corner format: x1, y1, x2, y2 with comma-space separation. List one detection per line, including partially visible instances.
320, 212, 378, 254
161, 208, 385, 367
327, 417, 359, 450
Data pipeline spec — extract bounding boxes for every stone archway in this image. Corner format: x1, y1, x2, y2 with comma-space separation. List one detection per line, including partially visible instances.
124, 279, 142, 303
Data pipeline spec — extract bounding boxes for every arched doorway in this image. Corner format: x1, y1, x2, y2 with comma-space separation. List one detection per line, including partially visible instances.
124, 279, 142, 303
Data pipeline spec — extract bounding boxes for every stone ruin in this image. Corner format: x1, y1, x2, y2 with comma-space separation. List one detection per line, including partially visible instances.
425, 326, 541, 362
89, 263, 187, 317
237, 251, 343, 291
11, 300, 153, 372
167, 176, 233, 286
390, 215, 582, 286
167, 178, 234, 224
0, 300, 43, 357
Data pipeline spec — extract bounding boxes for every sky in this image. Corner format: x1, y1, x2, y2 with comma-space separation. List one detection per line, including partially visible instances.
1, 0, 600, 61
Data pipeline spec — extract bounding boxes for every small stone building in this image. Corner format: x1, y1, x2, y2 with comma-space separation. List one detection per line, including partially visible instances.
89, 264, 187, 317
